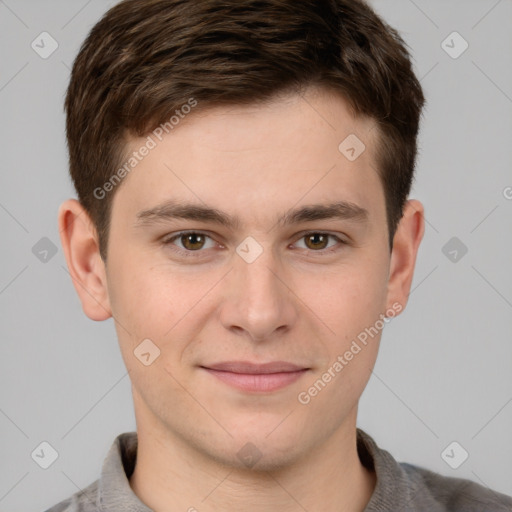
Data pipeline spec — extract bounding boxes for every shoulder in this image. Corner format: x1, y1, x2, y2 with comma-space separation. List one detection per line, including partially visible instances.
357, 428, 512, 511
42, 479, 100, 512
400, 462, 512, 511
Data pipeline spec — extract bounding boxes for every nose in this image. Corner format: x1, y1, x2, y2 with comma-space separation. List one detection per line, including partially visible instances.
218, 245, 299, 343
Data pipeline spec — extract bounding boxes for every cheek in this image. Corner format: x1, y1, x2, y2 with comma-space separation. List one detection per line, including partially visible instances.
105, 257, 179, 372
301, 260, 389, 341
108, 249, 178, 323
107, 257, 223, 367
107, 265, 195, 401
298, 270, 386, 410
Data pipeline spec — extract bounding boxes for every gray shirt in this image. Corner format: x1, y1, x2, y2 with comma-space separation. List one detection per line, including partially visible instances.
44, 428, 512, 511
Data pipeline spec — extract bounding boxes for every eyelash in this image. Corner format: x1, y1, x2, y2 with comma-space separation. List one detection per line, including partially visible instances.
161, 231, 347, 258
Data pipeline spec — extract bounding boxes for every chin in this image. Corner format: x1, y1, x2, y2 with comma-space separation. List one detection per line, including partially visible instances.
211, 442, 302, 473
207, 429, 306, 472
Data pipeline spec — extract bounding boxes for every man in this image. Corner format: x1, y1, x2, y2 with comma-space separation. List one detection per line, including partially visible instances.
48, 0, 512, 510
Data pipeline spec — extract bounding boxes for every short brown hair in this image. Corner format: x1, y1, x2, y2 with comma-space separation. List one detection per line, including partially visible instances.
65, 0, 425, 261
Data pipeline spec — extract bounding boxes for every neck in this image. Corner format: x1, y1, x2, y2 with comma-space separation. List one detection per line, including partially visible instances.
129, 406, 376, 512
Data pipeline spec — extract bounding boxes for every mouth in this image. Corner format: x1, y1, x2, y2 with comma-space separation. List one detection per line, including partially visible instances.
200, 361, 310, 393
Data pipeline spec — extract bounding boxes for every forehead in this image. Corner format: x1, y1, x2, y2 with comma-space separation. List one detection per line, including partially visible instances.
111, 88, 384, 228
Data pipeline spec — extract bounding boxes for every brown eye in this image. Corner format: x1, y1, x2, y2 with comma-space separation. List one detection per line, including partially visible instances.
180, 233, 206, 250
304, 233, 329, 250
294, 232, 345, 254
163, 231, 216, 254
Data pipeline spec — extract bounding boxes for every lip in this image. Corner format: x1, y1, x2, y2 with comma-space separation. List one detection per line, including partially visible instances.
201, 361, 310, 392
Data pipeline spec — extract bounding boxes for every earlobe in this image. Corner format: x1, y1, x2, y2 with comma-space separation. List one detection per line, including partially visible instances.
385, 199, 425, 313
58, 199, 112, 321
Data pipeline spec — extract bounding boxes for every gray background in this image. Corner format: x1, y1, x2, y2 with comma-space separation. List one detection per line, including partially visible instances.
1, 1, 511, 511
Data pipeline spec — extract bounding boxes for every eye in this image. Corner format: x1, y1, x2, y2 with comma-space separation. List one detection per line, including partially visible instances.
293, 232, 345, 254
163, 231, 217, 254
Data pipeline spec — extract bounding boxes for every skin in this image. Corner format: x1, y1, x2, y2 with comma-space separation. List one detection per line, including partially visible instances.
58, 86, 424, 512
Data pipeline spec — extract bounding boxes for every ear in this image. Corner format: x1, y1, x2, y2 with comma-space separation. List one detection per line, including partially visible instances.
58, 199, 112, 321
385, 199, 425, 313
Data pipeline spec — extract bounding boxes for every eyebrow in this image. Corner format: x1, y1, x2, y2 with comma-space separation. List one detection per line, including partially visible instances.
134, 199, 369, 230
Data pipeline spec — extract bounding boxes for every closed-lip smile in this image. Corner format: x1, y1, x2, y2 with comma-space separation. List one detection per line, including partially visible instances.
200, 360, 310, 392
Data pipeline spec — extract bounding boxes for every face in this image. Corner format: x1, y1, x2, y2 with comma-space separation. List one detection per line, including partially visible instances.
65, 87, 421, 471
